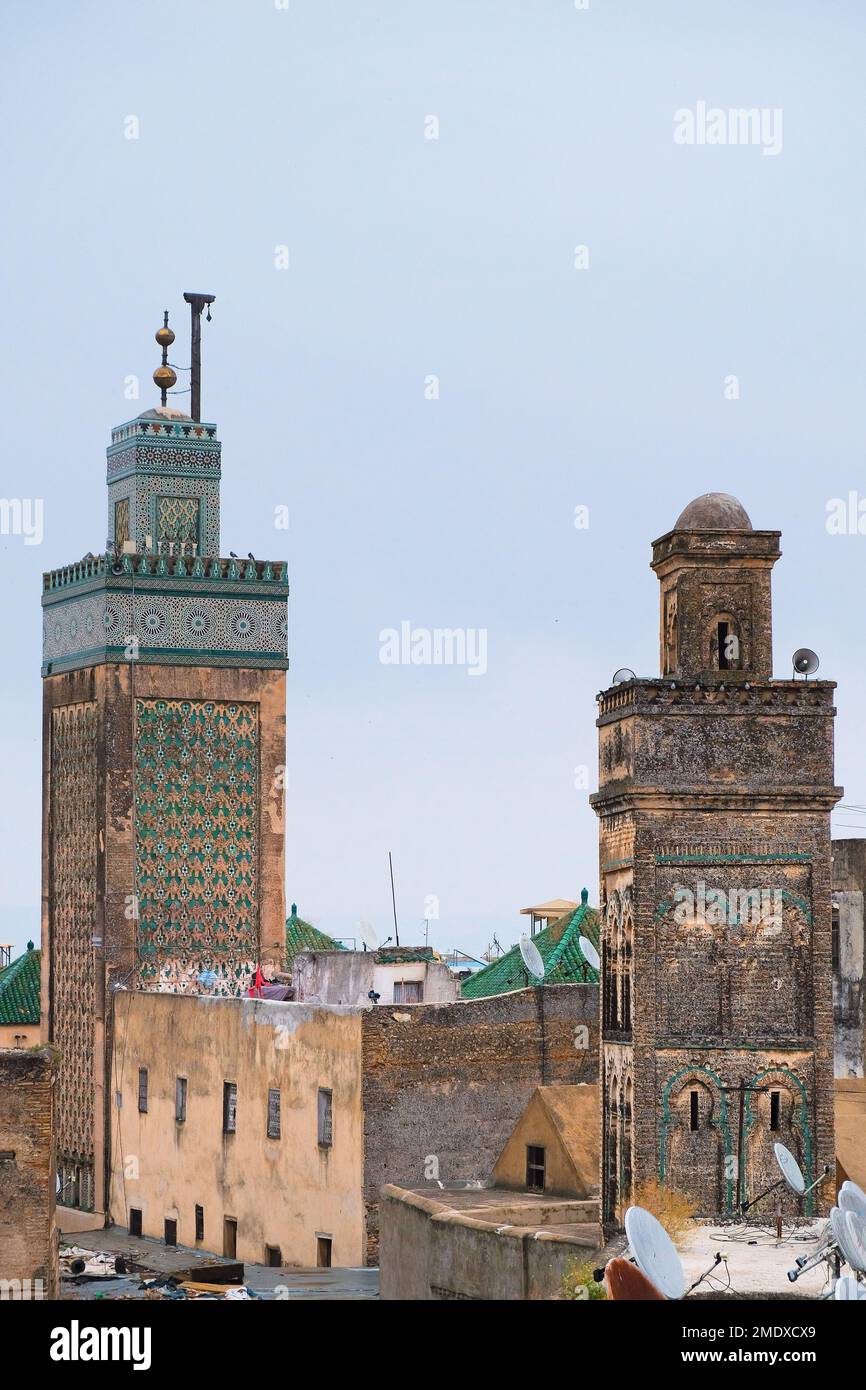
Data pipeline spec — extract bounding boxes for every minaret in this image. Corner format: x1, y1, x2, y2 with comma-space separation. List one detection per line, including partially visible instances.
590, 493, 839, 1224
41, 297, 289, 1215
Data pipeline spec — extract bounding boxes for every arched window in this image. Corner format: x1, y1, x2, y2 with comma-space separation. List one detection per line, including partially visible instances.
708, 613, 741, 671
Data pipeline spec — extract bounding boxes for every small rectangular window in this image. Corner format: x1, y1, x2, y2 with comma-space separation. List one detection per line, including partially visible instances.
317, 1236, 332, 1268
393, 980, 423, 1003
770, 1090, 781, 1132
176, 1076, 187, 1124
224, 1217, 237, 1259
138, 1068, 148, 1114
317, 1088, 333, 1148
223, 1082, 237, 1134
832, 905, 840, 972
267, 1088, 281, 1139
690, 1089, 699, 1132
129, 1208, 142, 1237
164, 1218, 177, 1247
265, 1245, 282, 1268
526, 1145, 546, 1191
195, 1205, 204, 1242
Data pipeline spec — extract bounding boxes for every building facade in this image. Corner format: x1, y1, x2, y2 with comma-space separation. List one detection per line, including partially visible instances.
41, 324, 289, 1219
108, 993, 364, 1268
591, 493, 839, 1222
0, 1047, 58, 1298
830, 838, 865, 1079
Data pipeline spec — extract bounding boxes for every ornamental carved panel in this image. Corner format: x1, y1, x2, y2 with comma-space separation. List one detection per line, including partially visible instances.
134, 697, 260, 995
50, 701, 98, 1210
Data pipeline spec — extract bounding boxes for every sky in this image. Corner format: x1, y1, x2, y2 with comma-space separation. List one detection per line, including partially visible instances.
1, 0, 865, 963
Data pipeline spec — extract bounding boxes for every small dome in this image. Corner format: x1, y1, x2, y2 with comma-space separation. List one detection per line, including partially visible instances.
674, 492, 753, 531
137, 405, 191, 421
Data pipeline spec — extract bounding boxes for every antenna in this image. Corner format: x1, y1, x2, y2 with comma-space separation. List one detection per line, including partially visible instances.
792, 648, 819, 679
359, 920, 379, 953
519, 934, 545, 982
624, 1206, 686, 1300
578, 934, 600, 976
182, 291, 216, 421
744, 1141, 830, 1216
611, 668, 636, 686
835, 1274, 866, 1300
388, 851, 400, 947
839, 1180, 866, 1219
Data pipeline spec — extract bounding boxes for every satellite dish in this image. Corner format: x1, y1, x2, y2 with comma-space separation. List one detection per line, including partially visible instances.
773, 1142, 806, 1196
842, 1211, 866, 1273
792, 648, 819, 677
612, 668, 636, 686
578, 935, 600, 972
360, 920, 379, 951
519, 934, 545, 981
624, 1206, 686, 1301
839, 1180, 866, 1219
835, 1274, 866, 1300
830, 1207, 863, 1271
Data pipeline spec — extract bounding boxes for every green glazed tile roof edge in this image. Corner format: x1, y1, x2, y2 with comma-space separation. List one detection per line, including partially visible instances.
460, 900, 599, 998
0, 944, 41, 1026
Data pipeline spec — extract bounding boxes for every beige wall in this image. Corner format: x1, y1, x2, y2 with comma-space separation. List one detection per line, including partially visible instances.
109, 992, 364, 1268
0, 1024, 41, 1049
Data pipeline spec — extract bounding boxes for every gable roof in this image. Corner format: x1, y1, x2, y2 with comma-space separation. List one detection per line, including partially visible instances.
492, 1083, 600, 1198
460, 896, 599, 998
0, 943, 41, 1026
284, 905, 346, 972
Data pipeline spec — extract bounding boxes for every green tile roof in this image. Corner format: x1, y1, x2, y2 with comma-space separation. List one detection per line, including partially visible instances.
460, 897, 599, 999
284, 905, 346, 972
0, 943, 41, 1026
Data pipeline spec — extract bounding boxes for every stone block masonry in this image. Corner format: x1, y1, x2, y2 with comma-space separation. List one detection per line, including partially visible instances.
0, 1047, 58, 1298
361, 983, 598, 1262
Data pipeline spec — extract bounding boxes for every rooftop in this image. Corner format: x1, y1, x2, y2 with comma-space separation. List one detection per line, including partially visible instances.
460, 895, 599, 998
0, 942, 41, 1026
284, 905, 346, 972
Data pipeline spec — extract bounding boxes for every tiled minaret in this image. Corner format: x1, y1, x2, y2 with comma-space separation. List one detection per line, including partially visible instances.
41, 298, 289, 1214
590, 493, 839, 1224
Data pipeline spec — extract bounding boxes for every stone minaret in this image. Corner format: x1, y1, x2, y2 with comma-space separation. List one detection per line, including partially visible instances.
40, 301, 289, 1215
591, 493, 839, 1224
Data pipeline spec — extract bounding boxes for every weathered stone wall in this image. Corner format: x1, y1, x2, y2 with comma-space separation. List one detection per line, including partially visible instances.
361, 984, 598, 1262
831, 838, 865, 1078
0, 1048, 57, 1298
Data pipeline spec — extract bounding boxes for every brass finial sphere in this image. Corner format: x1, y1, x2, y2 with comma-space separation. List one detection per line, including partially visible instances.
155, 325, 175, 348
153, 364, 178, 390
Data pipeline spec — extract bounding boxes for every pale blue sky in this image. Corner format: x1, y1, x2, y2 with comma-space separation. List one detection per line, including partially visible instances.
2, 1, 865, 961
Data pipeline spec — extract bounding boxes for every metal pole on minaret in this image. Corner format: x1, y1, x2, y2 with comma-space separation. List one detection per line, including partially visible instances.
183, 291, 216, 421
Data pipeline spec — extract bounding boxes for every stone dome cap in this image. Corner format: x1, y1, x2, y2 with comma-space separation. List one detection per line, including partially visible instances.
674, 492, 753, 531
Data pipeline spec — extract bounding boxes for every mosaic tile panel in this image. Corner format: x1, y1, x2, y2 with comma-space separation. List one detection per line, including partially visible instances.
42, 588, 288, 669
134, 698, 260, 995
157, 495, 200, 549
114, 498, 130, 549
50, 701, 98, 1210
107, 474, 220, 556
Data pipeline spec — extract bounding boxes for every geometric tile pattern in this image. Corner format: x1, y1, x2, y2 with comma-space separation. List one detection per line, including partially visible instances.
157, 495, 200, 550
133, 698, 260, 996
50, 701, 98, 1211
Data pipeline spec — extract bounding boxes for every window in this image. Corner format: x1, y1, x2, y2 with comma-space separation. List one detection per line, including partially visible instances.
317, 1088, 333, 1148
129, 1208, 142, 1238
115, 497, 130, 550
770, 1090, 781, 1132
223, 1082, 237, 1134
832, 904, 840, 972
526, 1145, 546, 1191
393, 980, 423, 1003
138, 1068, 148, 1114
164, 1218, 177, 1247
690, 1089, 699, 1132
267, 1088, 281, 1139
176, 1076, 187, 1124
712, 616, 741, 671
265, 1245, 282, 1268
317, 1236, 332, 1268
195, 1205, 204, 1242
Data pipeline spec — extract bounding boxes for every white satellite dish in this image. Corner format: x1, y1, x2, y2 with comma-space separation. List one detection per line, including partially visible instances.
835, 1274, 866, 1300
578, 935, 600, 972
830, 1207, 863, 1271
842, 1211, 866, 1273
359, 920, 379, 951
519, 934, 545, 981
774, 1142, 806, 1195
839, 1180, 866, 1219
624, 1205, 686, 1301
611, 668, 636, 686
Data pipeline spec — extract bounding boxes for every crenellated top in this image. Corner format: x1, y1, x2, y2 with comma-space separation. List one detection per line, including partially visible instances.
596, 676, 836, 723
44, 553, 288, 594
110, 416, 218, 446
